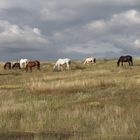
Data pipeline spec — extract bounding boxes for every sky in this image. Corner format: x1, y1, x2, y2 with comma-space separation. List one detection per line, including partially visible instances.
0, 0, 140, 60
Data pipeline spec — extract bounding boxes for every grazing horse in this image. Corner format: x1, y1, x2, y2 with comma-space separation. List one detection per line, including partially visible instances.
117, 55, 133, 66
26, 60, 40, 72
12, 62, 21, 69
53, 58, 71, 71
4, 62, 11, 70
20, 59, 29, 69
84, 57, 96, 65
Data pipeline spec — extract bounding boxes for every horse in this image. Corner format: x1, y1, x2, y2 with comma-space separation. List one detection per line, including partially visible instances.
53, 58, 71, 71
84, 57, 96, 65
12, 62, 21, 70
117, 55, 133, 66
4, 62, 11, 70
26, 60, 40, 72
20, 59, 29, 69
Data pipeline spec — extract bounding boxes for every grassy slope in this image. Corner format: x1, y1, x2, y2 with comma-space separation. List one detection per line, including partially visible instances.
0, 59, 140, 139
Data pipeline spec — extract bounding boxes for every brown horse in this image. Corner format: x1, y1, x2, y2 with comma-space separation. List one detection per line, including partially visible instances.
12, 62, 21, 70
117, 55, 133, 66
4, 62, 11, 70
26, 60, 40, 72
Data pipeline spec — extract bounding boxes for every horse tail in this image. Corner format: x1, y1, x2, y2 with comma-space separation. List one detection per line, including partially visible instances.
37, 61, 40, 70
69, 60, 71, 65
130, 56, 133, 66
9, 63, 11, 69
12, 64, 14, 69
4, 64, 6, 69
94, 58, 96, 63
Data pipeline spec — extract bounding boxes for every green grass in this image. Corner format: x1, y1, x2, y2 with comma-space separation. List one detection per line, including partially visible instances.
0, 59, 140, 139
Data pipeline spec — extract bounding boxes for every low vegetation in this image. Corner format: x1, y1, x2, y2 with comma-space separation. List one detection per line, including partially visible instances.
0, 59, 140, 140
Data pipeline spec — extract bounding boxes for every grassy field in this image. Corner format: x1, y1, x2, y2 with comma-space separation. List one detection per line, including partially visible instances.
0, 59, 140, 140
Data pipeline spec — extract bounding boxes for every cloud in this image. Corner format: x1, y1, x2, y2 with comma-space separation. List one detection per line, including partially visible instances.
0, 1, 140, 60
40, 1, 140, 23
50, 9, 140, 58
86, 9, 140, 31
41, 8, 77, 22
62, 41, 122, 55
0, 0, 43, 10
134, 40, 140, 48
33, 28, 41, 35
111, 10, 140, 25
0, 20, 48, 52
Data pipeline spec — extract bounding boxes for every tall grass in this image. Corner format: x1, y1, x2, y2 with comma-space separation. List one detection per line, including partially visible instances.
0, 60, 139, 139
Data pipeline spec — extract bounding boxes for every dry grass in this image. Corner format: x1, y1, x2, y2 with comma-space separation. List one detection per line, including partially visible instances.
0, 60, 140, 139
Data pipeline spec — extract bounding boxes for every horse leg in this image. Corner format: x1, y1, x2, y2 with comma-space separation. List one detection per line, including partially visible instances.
37, 65, 40, 70
26, 66, 28, 72
94, 58, 96, 64
68, 64, 70, 70
58, 65, 60, 71
37, 64, 40, 71
84, 61, 86, 65
66, 63, 69, 70
30, 67, 32, 72
121, 62, 123, 66
131, 60, 133, 66
9, 64, 11, 70
58, 65, 61, 71
60, 65, 63, 71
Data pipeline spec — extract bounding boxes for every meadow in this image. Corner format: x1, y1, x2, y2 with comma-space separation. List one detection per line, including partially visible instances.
0, 59, 140, 140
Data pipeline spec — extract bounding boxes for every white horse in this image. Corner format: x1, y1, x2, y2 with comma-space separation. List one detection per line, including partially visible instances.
53, 58, 71, 71
84, 57, 96, 65
20, 59, 29, 68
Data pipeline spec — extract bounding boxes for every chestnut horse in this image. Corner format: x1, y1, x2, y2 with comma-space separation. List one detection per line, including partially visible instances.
12, 62, 21, 70
26, 60, 40, 72
4, 62, 11, 70
117, 55, 133, 66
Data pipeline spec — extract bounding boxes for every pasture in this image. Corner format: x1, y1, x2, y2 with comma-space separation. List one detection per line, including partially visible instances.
0, 59, 140, 140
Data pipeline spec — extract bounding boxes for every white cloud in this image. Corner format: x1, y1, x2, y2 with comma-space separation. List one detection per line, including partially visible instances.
86, 9, 140, 31
134, 40, 140, 48
111, 10, 140, 25
0, 20, 48, 51
86, 20, 106, 30
33, 28, 41, 35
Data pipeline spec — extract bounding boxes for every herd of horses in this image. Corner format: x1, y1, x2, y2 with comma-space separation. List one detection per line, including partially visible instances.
4, 59, 40, 72
3, 55, 133, 72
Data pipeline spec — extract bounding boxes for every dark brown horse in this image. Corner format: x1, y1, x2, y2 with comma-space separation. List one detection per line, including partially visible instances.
26, 60, 40, 72
12, 62, 21, 70
4, 62, 11, 70
117, 55, 133, 66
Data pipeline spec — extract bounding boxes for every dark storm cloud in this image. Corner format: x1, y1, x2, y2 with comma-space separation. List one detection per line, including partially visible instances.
0, 0, 140, 60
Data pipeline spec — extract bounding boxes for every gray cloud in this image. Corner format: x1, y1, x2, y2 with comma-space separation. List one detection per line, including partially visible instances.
0, 0, 140, 60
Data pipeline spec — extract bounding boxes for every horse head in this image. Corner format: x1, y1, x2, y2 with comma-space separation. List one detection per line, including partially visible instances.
117, 59, 120, 67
